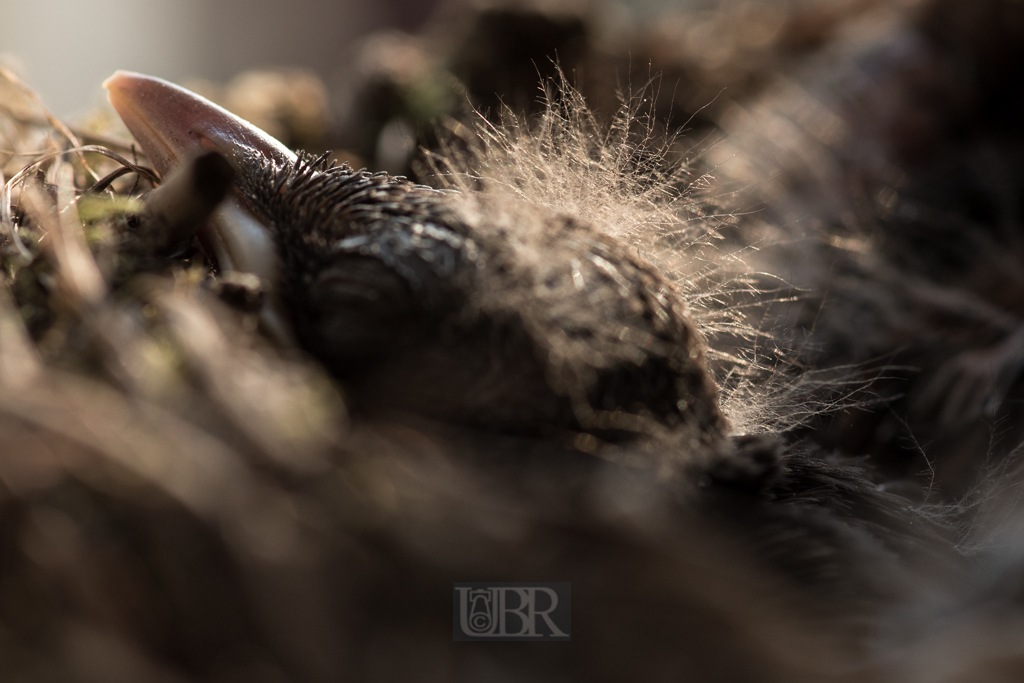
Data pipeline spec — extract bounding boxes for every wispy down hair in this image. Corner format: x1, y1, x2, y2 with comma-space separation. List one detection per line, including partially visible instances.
426, 74, 862, 436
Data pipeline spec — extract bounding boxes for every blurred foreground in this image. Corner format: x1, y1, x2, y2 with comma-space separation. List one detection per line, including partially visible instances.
3, 1, 1024, 681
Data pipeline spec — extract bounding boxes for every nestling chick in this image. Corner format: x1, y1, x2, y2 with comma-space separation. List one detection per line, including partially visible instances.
105, 72, 728, 459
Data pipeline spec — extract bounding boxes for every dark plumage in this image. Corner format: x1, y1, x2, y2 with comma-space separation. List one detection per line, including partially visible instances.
240, 156, 723, 441
107, 71, 726, 453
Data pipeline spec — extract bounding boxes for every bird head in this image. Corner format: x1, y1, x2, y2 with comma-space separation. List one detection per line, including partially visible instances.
103, 70, 736, 461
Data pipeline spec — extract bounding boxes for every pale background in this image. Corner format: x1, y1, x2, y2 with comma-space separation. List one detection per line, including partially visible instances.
0, 0, 700, 118
0, 0, 439, 117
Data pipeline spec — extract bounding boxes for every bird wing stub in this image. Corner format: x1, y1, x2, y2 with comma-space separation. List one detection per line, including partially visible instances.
105, 70, 296, 344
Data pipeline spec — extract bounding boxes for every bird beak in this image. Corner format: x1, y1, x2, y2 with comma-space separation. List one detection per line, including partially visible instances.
104, 70, 296, 176
104, 71, 296, 344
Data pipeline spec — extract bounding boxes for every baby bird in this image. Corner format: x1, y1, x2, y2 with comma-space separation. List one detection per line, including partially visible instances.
105, 72, 726, 455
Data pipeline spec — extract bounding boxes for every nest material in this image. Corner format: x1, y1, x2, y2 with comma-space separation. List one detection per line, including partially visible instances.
4, 1, 1024, 680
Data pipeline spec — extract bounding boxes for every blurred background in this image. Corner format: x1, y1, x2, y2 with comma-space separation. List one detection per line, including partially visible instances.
0, 0, 439, 117
0, 0, 881, 179
0, 0, 709, 118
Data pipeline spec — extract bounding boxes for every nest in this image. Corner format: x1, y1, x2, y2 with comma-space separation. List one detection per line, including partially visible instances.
4, 0, 1024, 680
